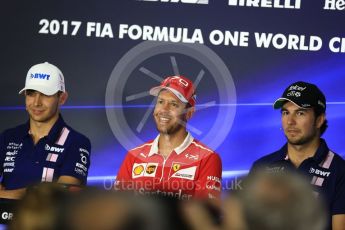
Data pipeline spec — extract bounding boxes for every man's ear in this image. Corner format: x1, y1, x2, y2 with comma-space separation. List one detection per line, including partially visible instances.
59, 92, 68, 106
316, 113, 325, 129
185, 106, 195, 120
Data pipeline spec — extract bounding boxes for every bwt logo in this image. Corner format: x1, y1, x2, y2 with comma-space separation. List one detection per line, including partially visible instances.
309, 167, 331, 177
45, 144, 64, 153
139, 0, 209, 4
30, 73, 50, 80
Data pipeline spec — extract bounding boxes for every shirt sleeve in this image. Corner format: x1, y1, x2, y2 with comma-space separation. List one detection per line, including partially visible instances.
332, 163, 345, 215
194, 153, 222, 200
59, 137, 91, 185
114, 152, 134, 190
248, 160, 262, 176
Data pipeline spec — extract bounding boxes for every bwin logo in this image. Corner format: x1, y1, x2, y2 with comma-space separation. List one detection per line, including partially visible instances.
30, 73, 51, 80
139, 0, 209, 4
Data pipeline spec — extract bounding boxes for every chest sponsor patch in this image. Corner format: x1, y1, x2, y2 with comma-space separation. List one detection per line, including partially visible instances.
173, 163, 181, 172
132, 163, 159, 178
185, 153, 199, 160
3, 143, 21, 173
170, 166, 197, 180
309, 167, 331, 177
45, 144, 64, 153
145, 164, 158, 176
132, 163, 146, 178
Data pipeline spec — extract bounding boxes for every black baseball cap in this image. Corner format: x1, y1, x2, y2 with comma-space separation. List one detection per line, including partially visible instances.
273, 81, 326, 112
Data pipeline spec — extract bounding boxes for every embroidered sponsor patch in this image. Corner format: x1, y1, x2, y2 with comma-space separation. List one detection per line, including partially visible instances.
146, 164, 157, 174
132, 163, 159, 178
171, 166, 197, 180
185, 153, 199, 160
132, 163, 146, 178
173, 163, 181, 172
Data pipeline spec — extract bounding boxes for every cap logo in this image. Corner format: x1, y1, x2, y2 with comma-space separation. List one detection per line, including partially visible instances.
286, 85, 306, 98
287, 91, 301, 97
301, 103, 311, 107
178, 78, 189, 88
170, 76, 189, 88
30, 73, 51, 80
288, 85, 306, 91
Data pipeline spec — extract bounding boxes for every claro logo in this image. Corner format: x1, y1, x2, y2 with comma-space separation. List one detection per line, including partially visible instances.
138, 0, 209, 4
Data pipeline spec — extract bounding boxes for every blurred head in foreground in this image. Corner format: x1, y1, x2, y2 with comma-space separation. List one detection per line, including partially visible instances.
184, 171, 326, 230
224, 171, 327, 230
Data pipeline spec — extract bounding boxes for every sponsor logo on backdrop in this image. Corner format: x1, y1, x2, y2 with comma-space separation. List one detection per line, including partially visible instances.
138, 0, 302, 8
324, 0, 345, 10
228, 0, 301, 9
138, 0, 208, 4
105, 41, 237, 153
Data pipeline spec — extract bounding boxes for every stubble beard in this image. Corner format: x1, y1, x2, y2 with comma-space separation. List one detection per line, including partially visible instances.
286, 128, 318, 146
155, 115, 186, 136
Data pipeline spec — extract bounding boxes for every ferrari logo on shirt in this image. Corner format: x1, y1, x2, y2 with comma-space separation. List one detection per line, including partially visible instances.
173, 163, 181, 172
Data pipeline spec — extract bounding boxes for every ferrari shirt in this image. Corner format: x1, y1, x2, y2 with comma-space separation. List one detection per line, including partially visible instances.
115, 133, 222, 200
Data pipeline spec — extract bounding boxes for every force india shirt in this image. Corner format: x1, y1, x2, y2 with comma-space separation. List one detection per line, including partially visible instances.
115, 133, 222, 200
250, 139, 345, 229
0, 115, 91, 190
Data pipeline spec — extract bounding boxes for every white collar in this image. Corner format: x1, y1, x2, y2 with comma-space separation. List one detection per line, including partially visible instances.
148, 132, 194, 157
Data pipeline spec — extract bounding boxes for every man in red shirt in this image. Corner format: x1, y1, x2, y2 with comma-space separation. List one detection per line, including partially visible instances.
115, 76, 222, 200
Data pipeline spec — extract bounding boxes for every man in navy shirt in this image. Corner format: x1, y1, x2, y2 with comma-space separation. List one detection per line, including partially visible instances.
0, 62, 91, 199
250, 81, 345, 230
